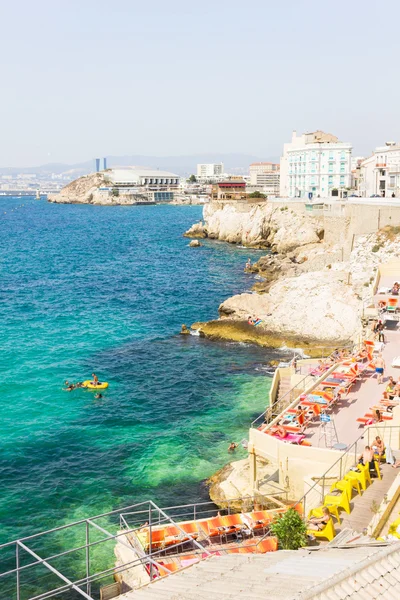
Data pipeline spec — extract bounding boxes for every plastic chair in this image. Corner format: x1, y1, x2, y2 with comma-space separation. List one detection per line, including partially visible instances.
344, 465, 369, 491
256, 537, 278, 553
323, 490, 351, 521
358, 462, 372, 484
221, 514, 244, 529
374, 461, 382, 480
330, 479, 354, 501
345, 476, 363, 496
307, 517, 336, 542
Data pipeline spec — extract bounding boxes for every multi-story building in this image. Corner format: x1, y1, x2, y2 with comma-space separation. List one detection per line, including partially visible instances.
105, 167, 180, 202
280, 130, 352, 198
249, 162, 280, 195
360, 142, 400, 198
196, 163, 224, 181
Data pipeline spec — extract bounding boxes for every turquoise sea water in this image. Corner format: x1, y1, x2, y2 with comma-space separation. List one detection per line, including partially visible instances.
0, 198, 283, 595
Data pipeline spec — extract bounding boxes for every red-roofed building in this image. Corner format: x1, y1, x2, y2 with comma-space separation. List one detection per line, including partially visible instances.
211, 179, 247, 201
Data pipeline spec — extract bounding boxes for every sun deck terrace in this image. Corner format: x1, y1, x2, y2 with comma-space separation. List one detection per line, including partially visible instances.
249, 320, 400, 503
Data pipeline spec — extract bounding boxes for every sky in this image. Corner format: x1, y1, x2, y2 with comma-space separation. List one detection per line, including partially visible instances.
1, 0, 400, 167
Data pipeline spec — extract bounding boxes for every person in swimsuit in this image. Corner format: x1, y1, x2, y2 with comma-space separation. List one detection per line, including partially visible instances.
375, 354, 385, 384
276, 425, 288, 439
372, 436, 385, 461
307, 507, 331, 531
359, 445, 376, 475
91, 373, 99, 386
228, 442, 238, 452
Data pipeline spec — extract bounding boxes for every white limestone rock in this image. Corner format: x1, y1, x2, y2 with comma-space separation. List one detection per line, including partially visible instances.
220, 270, 361, 343
202, 202, 322, 249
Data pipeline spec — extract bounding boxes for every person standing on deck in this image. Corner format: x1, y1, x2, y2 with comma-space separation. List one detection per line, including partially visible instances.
375, 354, 385, 384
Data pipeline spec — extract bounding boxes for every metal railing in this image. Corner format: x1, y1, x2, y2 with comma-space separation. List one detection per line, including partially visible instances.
0, 494, 284, 600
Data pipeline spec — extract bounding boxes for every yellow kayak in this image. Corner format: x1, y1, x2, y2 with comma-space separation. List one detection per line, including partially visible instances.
82, 380, 109, 390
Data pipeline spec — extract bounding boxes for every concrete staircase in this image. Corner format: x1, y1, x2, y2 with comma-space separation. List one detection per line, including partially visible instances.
277, 377, 291, 403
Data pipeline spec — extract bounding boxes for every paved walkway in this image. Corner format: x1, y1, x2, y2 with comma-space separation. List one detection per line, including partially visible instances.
303, 325, 400, 448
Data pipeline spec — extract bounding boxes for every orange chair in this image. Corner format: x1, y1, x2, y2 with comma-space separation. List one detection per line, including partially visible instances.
387, 298, 398, 313
256, 537, 278, 553
180, 522, 199, 538
221, 513, 244, 529
148, 529, 165, 550
239, 546, 257, 553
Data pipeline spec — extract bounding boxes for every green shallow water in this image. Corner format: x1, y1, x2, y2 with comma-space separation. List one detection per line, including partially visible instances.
0, 199, 285, 595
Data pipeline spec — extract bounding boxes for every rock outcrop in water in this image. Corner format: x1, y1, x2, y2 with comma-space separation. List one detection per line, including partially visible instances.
48, 172, 149, 205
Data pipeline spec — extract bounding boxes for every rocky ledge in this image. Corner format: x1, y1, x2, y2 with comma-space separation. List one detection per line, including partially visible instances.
48, 172, 149, 205
186, 202, 400, 349
184, 201, 323, 251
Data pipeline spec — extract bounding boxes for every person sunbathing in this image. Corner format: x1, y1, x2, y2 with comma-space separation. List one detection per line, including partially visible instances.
367, 409, 383, 425
275, 425, 288, 439
307, 507, 331, 531
386, 381, 396, 399
372, 436, 385, 461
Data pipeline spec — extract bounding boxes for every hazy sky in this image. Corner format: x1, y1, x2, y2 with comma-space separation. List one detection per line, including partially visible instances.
1, 0, 400, 166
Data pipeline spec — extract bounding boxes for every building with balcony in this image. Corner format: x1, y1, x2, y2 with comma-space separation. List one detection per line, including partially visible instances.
360, 142, 400, 198
249, 162, 280, 195
104, 168, 180, 203
280, 130, 352, 198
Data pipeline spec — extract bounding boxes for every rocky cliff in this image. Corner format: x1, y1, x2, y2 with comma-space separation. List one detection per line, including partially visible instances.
186, 203, 400, 348
184, 201, 324, 251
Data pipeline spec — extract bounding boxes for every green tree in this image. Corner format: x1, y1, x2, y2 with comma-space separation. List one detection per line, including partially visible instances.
188, 174, 197, 183
269, 508, 307, 550
111, 187, 120, 197
248, 191, 266, 199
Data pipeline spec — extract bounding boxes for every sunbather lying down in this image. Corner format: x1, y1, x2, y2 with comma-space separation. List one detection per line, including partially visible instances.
248, 315, 263, 326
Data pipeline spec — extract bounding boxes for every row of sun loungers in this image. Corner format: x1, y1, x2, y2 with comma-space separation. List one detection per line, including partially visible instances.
151, 536, 280, 578
261, 347, 377, 444
136, 506, 303, 553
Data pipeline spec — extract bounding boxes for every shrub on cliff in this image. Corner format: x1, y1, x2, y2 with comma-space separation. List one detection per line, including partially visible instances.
248, 191, 266, 199
269, 508, 307, 550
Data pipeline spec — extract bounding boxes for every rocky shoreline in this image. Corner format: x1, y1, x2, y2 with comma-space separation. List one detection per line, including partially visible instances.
186, 202, 400, 503
184, 201, 400, 351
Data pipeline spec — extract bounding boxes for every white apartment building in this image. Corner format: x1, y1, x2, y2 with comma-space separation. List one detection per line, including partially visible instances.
196, 163, 224, 181
360, 142, 400, 198
280, 130, 352, 198
249, 162, 280, 194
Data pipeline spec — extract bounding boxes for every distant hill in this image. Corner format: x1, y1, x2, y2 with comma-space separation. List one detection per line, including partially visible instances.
0, 154, 280, 177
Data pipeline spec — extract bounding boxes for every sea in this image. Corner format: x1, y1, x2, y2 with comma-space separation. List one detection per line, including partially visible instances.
0, 197, 286, 596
